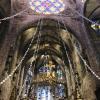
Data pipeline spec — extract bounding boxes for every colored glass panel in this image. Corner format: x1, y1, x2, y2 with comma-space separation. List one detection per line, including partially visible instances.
55, 84, 65, 98
37, 86, 53, 100
29, 0, 65, 15
57, 65, 64, 80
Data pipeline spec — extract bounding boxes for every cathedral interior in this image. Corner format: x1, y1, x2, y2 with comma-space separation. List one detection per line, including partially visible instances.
0, 0, 100, 100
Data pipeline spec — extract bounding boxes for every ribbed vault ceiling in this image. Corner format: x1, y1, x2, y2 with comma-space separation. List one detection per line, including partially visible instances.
19, 19, 73, 74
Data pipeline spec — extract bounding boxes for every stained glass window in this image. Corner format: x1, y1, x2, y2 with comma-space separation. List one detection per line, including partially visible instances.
37, 86, 53, 100
29, 0, 65, 15
56, 65, 64, 80
39, 65, 50, 73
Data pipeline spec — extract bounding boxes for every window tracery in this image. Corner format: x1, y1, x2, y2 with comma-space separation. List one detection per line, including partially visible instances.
29, 0, 65, 15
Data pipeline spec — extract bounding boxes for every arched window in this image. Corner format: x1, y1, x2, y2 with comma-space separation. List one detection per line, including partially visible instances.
29, 0, 65, 15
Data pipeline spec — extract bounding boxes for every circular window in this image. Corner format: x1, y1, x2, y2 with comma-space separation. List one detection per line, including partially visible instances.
29, 0, 65, 15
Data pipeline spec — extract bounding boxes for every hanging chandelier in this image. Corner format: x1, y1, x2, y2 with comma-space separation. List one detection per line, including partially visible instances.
29, 0, 65, 15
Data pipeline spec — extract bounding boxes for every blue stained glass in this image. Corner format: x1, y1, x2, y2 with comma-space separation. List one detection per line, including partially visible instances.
29, 0, 65, 15
37, 86, 53, 100
91, 20, 100, 36
39, 64, 51, 74
39, 67, 44, 73
57, 66, 64, 80
55, 84, 65, 98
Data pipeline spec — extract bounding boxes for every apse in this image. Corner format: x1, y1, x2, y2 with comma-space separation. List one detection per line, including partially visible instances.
13, 19, 85, 100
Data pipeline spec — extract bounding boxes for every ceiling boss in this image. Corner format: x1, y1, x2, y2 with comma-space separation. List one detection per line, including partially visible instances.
29, 0, 65, 15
